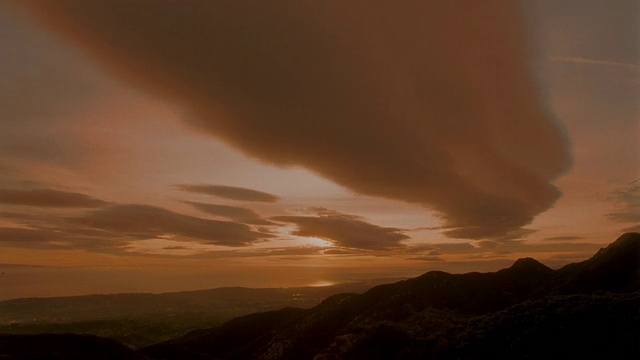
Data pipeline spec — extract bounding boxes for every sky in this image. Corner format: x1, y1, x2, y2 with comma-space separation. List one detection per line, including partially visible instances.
0, 0, 638, 300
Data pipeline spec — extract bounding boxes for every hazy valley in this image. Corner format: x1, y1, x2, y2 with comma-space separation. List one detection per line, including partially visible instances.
0, 281, 389, 348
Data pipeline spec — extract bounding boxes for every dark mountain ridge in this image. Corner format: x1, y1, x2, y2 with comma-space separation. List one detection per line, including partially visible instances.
2, 233, 638, 359
140, 232, 640, 360
550, 231, 640, 293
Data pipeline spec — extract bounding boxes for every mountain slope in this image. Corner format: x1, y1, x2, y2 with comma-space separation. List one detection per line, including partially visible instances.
545, 232, 640, 294
140, 307, 305, 360
0, 281, 384, 348
338, 291, 640, 360
141, 233, 640, 360
267, 260, 555, 359
0, 333, 146, 360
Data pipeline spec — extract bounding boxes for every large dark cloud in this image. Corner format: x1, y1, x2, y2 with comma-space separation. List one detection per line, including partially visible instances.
20, 0, 571, 239
272, 208, 408, 250
0, 188, 108, 208
177, 184, 279, 203
73, 204, 268, 246
185, 201, 275, 225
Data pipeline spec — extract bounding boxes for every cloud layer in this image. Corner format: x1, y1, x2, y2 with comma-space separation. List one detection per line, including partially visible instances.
74, 204, 269, 246
272, 208, 408, 250
20, 0, 572, 239
185, 201, 274, 225
0, 197, 272, 253
0, 188, 108, 208
177, 184, 279, 203
608, 185, 640, 227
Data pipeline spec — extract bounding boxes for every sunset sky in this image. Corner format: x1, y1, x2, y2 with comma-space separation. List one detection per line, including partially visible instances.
0, 0, 638, 300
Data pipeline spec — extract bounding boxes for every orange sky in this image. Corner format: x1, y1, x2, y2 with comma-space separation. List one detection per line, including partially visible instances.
0, 0, 638, 299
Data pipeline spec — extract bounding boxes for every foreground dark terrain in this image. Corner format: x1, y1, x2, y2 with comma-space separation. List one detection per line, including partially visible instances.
0, 282, 386, 348
1, 233, 639, 359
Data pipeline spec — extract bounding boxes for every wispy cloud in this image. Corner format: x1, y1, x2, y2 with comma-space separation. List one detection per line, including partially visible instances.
407, 256, 444, 262
0, 188, 109, 208
0, 228, 51, 242
551, 57, 640, 69
623, 224, 640, 233
74, 204, 271, 246
545, 235, 586, 241
607, 185, 640, 225
0, 226, 130, 253
177, 184, 279, 203
184, 201, 275, 225
0, 201, 274, 254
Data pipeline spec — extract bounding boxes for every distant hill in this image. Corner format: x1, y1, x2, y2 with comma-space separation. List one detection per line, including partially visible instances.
139, 232, 640, 360
0, 281, 389, 348
0, 333, 145, 360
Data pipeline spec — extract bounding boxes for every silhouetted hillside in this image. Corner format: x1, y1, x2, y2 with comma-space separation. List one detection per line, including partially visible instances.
543, 232, 640, 294
140, 233, 640, 360
141, 307, 305, 360
0, 333, 146, 360
338, 292, 640, 360
0, 281, 385, 348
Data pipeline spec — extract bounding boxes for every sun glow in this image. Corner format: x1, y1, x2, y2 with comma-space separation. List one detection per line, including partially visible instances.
295, 236, 333, 248
307, 280, 335, 287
